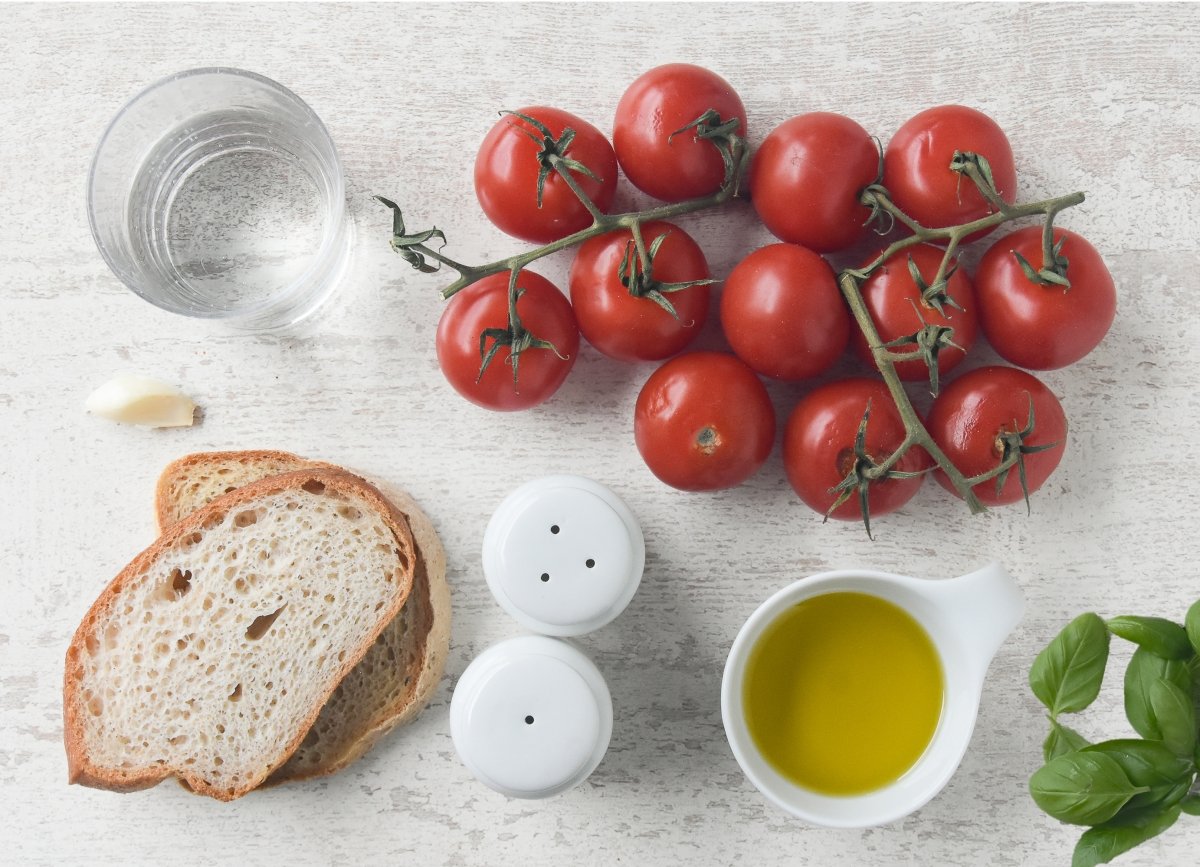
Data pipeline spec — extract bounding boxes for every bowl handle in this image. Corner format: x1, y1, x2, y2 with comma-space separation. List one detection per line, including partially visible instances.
930, 562, 1025, 673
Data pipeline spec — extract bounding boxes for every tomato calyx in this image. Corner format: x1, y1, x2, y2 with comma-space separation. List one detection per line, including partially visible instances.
949, 150, 1008, 213
860, 183, 898, 235
376, 196, 451, 274
825, 400, 927, 539
880, 314, 962, 397
1013, 233, 1072, 289
974, 393, 1062, 514
669, 109, 744, 193
617, 226, 716, 321
906, 254, 964, 316
477, 269, 569, 386
499, 110, 602, 211
888, 256, 966, 394
854, 138, 890, 233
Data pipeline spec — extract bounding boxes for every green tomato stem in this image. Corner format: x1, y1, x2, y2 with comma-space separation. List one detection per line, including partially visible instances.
546, 153, 606, 224
958, 160, 1014, 217
416, 138, 750, 301
1042, 202, 1067, 271
929, 234, 962, 304
838, 269, 984, 514
408, 245, 476, 278
506, 266, 521, 325
839, 186, 1084, 513
629, 218, 651, 274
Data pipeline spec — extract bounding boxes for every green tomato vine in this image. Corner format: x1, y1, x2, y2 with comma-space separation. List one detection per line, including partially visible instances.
377, 108, 1085, 523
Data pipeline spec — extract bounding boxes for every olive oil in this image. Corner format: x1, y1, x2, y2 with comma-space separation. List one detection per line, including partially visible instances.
742, 591, 943, 795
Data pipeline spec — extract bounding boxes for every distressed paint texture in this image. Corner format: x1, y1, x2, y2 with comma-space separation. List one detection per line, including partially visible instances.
1, 3, 1199, 866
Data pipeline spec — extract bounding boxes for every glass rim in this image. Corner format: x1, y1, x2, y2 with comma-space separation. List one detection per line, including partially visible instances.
86, 66, 348, 322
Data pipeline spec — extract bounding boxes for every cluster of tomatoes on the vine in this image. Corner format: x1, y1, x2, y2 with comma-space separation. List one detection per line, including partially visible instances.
422, 63, 1116, 528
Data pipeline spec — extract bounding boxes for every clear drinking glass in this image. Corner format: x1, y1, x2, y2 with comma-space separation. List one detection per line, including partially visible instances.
87, 68, 351, 331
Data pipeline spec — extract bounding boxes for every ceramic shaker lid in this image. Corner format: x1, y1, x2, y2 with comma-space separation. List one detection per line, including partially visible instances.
482, 475, 645, 636
450, 635, 613, 799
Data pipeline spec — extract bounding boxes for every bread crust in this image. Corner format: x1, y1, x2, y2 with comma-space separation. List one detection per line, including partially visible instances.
153, 450, 338, 530
64, 468, 417, 801
153, 451, 451, 786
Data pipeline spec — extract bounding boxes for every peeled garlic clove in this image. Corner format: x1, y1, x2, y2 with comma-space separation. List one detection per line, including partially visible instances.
86, 375, 197, 428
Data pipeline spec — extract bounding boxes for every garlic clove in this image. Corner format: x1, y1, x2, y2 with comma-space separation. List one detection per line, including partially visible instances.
86, 375, 198, 428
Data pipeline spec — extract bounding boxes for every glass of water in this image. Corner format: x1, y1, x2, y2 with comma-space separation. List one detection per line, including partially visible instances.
87, 68, 352, 331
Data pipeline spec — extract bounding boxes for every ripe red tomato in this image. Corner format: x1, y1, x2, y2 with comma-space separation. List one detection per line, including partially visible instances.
782, 379, 928, 522
613, 63, 747, 202
474, 107, 618, 244
974, 227, 1116, 370
436, 270, 579, 411
883, 105, 1016, 242
926, 366, 1067, 506
749, 112, 878, 253
634, 352, 774, 491
720, 243, 849, 380
852, 244, 978, 383
568, 221, 710, 362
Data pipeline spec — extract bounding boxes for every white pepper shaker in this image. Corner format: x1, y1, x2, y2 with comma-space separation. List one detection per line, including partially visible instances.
450, 635, 613, 799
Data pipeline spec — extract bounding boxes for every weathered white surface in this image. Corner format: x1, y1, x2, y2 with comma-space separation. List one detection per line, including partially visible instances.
2, 3, 1199, 865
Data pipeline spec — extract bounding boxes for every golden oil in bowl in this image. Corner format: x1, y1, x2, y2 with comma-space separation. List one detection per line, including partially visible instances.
742, 591, 944, 795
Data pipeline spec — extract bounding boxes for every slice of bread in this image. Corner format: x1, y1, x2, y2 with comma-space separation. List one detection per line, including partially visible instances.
64, 469, 417, 801
153, 451, 450, 785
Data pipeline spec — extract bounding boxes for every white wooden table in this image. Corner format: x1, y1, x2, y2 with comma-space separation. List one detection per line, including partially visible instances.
3, 4, 1199, 865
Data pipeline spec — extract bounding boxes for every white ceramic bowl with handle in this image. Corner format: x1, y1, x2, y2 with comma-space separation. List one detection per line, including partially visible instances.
721, 562, 1024, 828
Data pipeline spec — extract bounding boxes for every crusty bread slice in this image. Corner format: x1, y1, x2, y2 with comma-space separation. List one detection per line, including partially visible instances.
153, 451, 450, 785
154, 451, 339, 528
64, 469, 417, 801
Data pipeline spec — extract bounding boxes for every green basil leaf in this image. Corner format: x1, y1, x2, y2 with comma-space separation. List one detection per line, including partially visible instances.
1140, 778, 1193, 814
1124, 648, 1192, 740
1071, 805, 1182, 867
1081, 740, 1193, 793
1190, 655, 1200, 728
1030, 752, 1150, 826
1107, 616, 1194, 660
1115, 775, 1193, 820
1186, 599, 1200, 657
1148, 678, 1197, 758
1045, 719, 1091, 762
1182, 794, 1200, 816
1031, 613, 1110, 717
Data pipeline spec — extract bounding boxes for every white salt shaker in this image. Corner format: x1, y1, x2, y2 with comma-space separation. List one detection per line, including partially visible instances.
450, 635, 613, 799
482, 475, 645, 636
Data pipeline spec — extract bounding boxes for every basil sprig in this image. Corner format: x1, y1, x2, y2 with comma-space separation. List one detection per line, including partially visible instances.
1030, 612, 1109, 718
1029, 599, 1200, 866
